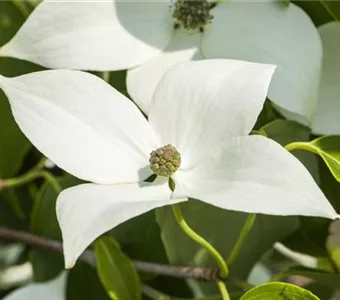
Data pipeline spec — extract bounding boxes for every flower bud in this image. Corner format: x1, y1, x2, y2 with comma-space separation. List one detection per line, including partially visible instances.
149, 145, 181, 177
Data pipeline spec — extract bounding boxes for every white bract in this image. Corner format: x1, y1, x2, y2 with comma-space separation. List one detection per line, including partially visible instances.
2, 272, 66, 300
0, 59, 337, 269
0, 0, 322, 125
310, 22, 340, 135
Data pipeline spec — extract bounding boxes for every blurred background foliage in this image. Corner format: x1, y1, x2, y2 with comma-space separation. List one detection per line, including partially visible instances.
1, 1, 340, 299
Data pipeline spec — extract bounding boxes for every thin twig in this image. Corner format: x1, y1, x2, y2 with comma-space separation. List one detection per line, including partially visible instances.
0, 227, 220, 282
135, 261, 220, 282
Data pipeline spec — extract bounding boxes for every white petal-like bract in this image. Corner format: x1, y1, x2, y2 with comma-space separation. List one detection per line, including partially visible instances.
57, 181, 186, 268
0, 1, 173, 70
312, 22, 340, 135
0, 71, 158, 184
149, 59, 275, 168
2, 272, 66, 300
202, 2, 322, 123
174, 135, 337, 219
127, 31, 201, 114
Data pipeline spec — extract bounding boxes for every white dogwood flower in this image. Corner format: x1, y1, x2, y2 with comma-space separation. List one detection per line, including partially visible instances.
309, 22, 340, 135
0, 0, 322, 125
0, 59, 337, 269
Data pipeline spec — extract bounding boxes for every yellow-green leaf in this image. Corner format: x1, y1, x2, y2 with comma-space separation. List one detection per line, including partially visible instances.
287, 136, 340, 182
240, 282, 320, 300
95, 237, 141, 300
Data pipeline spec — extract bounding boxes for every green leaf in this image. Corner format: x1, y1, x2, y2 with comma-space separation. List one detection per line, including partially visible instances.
0, 94, 30, 178
30, 175, 81, 282
111, 210, 168, 264
0, 190, 29, 230
319, 158, 340, 212
310, 136, 340, 182
108, 71, 127, 96
273, 266, 340, 290
288, 136, 340, 182
1, 188, 25, 220
282, 216, 330, 257
293, 1, 333, 26
261, 120, 310, 146
95, 236, 141, 300
320, 0, 340, 21
157, 201, 298, 293
0, 2, 24, 46
0, 2, 43, 178
67, 262, 110, 300
240, 282, 320, 300
253, 100, 281, 130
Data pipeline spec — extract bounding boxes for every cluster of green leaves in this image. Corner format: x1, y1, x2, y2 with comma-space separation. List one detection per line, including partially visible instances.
1, 1, 340, 300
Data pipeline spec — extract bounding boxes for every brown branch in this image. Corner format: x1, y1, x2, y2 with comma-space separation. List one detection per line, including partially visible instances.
0, 179, 7, 191
135, 260, 220, 282
0, 226, 220, 282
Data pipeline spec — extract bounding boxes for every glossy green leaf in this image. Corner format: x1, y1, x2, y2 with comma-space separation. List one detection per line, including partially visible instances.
310, 136, 340, 182
273, 266, 340, 290
282, 216, 330, 257
30, 175, 81, 282
320, 0, 340, 21
289, 136, 340, 182
67, 262, 110, 300
293, 1, 333, 25
111, 210, 168, 264
261, 120, 310, 146
319, 159, 340, 213
95, 236, 141, 300
240, 282, 320, 300
157, 201, 298, 293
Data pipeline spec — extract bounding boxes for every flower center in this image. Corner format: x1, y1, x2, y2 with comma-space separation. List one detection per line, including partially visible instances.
149, 145, 181, 177
172, 0, 216, 32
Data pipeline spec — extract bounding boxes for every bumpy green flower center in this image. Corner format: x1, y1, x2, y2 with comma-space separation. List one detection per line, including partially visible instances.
149, 145, 181, 177
172, 0, 216, 32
